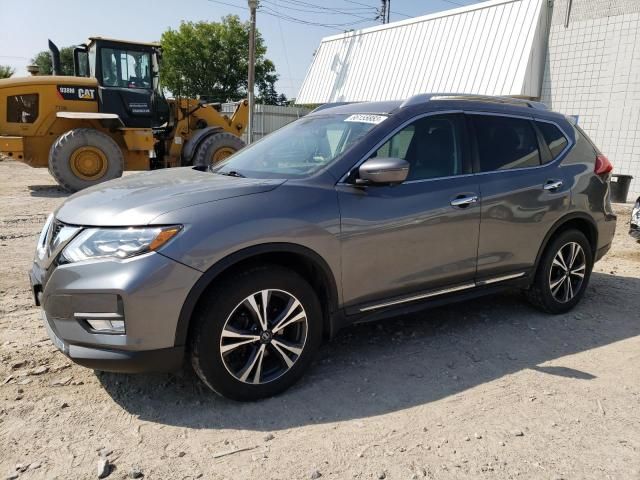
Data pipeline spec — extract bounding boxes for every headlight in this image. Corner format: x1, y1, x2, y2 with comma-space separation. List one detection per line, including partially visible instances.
36, 213, 54, 260
60, 226, 182, 263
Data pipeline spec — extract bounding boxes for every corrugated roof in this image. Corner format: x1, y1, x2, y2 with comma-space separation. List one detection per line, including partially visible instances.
297, 0, 549, 104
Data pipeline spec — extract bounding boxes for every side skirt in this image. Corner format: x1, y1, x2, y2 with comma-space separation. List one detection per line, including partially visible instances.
335, 272, 532, 328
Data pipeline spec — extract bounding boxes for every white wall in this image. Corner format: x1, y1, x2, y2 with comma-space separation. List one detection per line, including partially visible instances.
297, 0, 547, 104
541, 0, 640, 200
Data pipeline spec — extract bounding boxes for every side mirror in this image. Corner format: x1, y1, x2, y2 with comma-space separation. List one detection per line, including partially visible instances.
357, 157, 409, 185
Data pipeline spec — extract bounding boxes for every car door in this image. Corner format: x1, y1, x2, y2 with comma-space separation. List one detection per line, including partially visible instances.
469, 113, 572, 282
336, 113, 481, 312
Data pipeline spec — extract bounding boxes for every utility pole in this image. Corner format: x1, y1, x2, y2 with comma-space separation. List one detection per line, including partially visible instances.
378, 0, 390, 24
247, 0, 258, 144
379, 0, 387, 24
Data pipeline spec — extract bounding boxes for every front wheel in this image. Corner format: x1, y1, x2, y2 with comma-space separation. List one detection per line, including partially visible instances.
190, 265, 322, 401
192, 132, 245, 168
526, 229, 593, 314
48, 128, 124, 192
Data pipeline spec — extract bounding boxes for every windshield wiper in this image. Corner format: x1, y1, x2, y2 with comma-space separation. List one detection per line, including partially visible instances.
214, 170, 246, 178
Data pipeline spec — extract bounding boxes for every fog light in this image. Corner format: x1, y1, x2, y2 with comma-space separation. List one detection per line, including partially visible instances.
85, 319, 125, 334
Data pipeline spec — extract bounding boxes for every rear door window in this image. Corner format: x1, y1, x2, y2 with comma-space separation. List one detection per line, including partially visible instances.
536, 121, 569, 161
472, 115, 541, 172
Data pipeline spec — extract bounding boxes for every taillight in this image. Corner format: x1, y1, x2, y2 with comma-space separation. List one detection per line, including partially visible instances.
594, 154, 613, 175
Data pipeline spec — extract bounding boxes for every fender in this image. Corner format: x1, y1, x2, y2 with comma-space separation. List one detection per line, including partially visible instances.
56, 111, 124, 128
181, 126, 224, 165
173, 242, 340, 347
532, 211, 598, 274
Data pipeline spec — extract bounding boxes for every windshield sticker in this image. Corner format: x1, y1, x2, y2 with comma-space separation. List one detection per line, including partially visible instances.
344, 114, 387, 125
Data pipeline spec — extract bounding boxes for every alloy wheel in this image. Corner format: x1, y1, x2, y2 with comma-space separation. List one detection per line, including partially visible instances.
219, 289, 308, 385
548, 241, 586, 303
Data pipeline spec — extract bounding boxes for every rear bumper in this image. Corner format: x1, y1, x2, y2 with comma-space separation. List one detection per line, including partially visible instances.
630, 224, 640, 241
42, 309, 183, 373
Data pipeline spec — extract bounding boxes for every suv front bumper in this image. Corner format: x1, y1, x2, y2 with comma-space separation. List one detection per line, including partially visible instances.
40, 309, 184, 373
30, 251, 202, 373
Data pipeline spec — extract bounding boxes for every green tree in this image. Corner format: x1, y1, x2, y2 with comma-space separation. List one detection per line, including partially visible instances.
0, 65, 15, 79
276, 93, 289, 106
31, 47, 75, 75
160, 15, 280, 101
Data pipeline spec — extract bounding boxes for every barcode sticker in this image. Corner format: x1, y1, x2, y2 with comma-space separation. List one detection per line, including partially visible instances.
344, 114, 387, 124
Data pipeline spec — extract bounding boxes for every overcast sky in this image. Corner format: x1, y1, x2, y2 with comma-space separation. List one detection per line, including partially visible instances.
0, 0, 483, 98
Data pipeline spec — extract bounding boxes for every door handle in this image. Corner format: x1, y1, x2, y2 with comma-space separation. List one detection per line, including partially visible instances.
450, 195, 478, 208
543, 180, 563, 191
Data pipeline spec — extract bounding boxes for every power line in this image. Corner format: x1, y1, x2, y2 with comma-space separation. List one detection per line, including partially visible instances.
262, 0, 373, 17
280, 0, 376, 12
274, 0, 376, 20
260, 6, 372, 30
343, 0, 412, 19
0, 55, 30, 60
440, 0, 471, 7
270, 0, 295, 96
206, 0, 248, 11
342, 0, 377, 8
206, 0, 375, 32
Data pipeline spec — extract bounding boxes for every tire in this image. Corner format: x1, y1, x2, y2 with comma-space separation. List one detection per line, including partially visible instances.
48, 128, 124, 192
192, 132, 245, 168
190, 265, 323, 401
526, 229, 593, 314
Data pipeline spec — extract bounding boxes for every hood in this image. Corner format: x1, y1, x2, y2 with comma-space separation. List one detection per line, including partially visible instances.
55, 167, 284, 226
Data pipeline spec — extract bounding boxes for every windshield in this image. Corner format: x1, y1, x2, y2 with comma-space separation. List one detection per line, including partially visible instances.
212, 114, 386, 179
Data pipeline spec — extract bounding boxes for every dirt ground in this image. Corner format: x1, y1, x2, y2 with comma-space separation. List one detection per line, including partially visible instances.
0, 159, 639, 480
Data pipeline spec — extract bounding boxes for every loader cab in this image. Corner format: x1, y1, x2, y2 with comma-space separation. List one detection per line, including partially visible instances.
72, 37, 170, 129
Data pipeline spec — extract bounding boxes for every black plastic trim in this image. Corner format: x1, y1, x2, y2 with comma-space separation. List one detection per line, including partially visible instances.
532, 212, 599, 273
68, 344, 184, 373
173, 243, 340, 346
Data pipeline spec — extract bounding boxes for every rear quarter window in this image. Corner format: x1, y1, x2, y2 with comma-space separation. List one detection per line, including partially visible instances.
537, 121, 569, 161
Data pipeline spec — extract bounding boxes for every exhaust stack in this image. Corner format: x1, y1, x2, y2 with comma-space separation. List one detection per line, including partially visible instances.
49, 40, 61, 75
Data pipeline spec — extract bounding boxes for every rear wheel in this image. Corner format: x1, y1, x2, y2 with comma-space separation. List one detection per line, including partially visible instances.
190, 265, 322, 401
193, 132, 245, 168
48, 128, 124, 192
526, 229, 593, 313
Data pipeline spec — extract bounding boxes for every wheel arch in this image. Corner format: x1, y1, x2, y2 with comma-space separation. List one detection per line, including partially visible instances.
174, 243, 340, 348
181, 126, 224, 165
533, 212, 598, 275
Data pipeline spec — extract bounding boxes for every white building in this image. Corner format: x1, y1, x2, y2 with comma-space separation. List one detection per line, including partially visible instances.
297, 0, 640, 199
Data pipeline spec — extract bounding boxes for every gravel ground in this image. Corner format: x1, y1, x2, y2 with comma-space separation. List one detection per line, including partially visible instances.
1, 160, 639, 480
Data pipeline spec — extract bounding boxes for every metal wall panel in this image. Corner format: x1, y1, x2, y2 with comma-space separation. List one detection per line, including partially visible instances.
297, 0, 548, 104
221, 104, 311, 141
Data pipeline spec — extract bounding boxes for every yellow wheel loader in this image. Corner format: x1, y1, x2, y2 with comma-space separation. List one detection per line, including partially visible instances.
0, 38, 248, 191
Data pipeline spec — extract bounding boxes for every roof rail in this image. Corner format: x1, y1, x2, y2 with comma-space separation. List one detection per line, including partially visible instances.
400, 93, 549, 110
310, 102, 357, 114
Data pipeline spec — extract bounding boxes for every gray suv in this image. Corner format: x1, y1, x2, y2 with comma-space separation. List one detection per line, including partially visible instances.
30, 94, 617, 401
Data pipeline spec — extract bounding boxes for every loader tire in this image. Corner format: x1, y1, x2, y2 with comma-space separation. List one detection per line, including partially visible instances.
193, 132, 245, 168
49, 128, 124, 192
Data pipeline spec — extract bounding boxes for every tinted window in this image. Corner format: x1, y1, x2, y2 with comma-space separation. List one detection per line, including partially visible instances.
473, 115, 540, 171
537, 121, 568, 160
374, 114, 464, 181
7, 94, 38, 123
